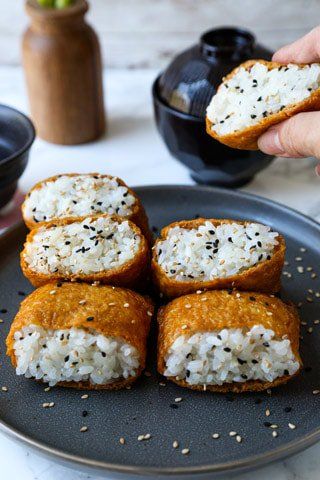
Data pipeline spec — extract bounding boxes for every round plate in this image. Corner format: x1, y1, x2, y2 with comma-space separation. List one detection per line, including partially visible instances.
0, 185, 320, 479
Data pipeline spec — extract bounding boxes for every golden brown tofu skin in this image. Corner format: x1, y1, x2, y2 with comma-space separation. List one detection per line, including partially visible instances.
21, 173, 151, 242
6, 283, 153, 390
152, 218, 285, 299
206, 60, 320, 150
157, 290, 301, 393
20, 214, 150, 289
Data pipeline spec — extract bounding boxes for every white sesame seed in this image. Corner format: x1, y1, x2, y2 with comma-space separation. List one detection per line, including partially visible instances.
185, 304, 191, 309
147, 311, 153, 317
307, 297, 313, 303
236, 293, 241, 298
181, 448, 190, 455
159, 382, 166, 387
307, 266, 313, 272
181, 325, 188, 330
314, 320, 320, 325
316, 292, 320, 298
44, 387, 50, 392
229, 431, 237, 437
0, 319, 3, 324
42, 402, 50, 408
175, 397, 182, 403
266, 311, 273, 316
201, 297, 207, 302
138, 435, 144, 441
108, 302, 116, 306
196, 290, 202, 294
79, 299, 86, 305
173, 440, 179, 448
308, 327, 313, 334
295, 257, 302, 261
272, 431, 278, 438
236, 435, 242, 443
81, 394, 89, 399
288, 423, 296, 430
123, 303, 129, 308
80, 426, 88, 432
144, 433, 151, 440
284, 260, 289, 266
212, 433, 220, 439
265, 409, 271, 417
313, 389, 320, 395
301, 321, 307, 326
49, 290, 56, 295
297, 266, 304, 274
270, 424, 278, 429
300, 247, 307, 252
119, 437, 125, 445
1, 386, 8, 392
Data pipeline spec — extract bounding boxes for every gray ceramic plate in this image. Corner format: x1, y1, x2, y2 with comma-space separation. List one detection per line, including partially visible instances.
0, 185, 320, 479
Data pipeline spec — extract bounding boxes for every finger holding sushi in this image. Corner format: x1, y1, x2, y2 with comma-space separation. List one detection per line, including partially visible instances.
272, 26, 320, 64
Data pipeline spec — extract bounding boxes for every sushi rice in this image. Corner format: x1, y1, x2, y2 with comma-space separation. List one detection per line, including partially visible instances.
155, 221, 278, 281
24, 174, 136, 224
165, 325, 300, 386
13, 325, 140, 386
23, 216, 141, 275
207, 62, 320, 136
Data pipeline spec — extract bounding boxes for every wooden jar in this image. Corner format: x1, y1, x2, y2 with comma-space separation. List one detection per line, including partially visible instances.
22, 0, 105, 145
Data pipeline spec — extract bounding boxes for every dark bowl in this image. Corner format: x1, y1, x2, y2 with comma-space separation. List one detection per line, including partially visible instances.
152, 26, 274, 188
152, 78, 273, 187
0, 105, 35, 208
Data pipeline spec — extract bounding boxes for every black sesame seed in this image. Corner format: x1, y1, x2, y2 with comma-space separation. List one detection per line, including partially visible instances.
213, 248, 219, 254
170, 269, 176, 274
249, 296, 256, 301
209, 230, 215, 235
0, 309, 7, 314
252, 359, 258, 364
106, 233, 114, 240
90, 206, 95, 210
257, 96, 262, 101
57, 282, 62, 287
95, 240, 99, 246
224, 347, 231, 352
217, 335, 222, 340
101, 352, 106, 357
228, 237, 233, 243
263, 342, 270, 347
263, 111, 268, 117
90, 227, 96, 232
123, 192, 128, 197
186, 370, 190, 378
238, 358, 246, 365
72, 200, 77, 204
206, 245, 212, 250
86, 316, 94, 322
83, 225, 90, 230
284, 369, 289, 375
241, 374, 248, 379
308, 87, 312, 91
258, 254, 263, 261
97, 201, 103, 206
82, 410, 88, 417
32, 207, 36, 212
257, 241, 262, 247
240, 89, 244, 93
64, 355, 69, 362
251, 114, 257, 119
65, 241, 71, 245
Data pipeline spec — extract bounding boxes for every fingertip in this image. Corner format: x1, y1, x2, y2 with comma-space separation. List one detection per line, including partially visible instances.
315, 164, 320, 177
258, 129, 286, 156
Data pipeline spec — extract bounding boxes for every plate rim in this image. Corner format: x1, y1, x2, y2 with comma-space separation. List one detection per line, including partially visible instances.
1, 184, 320, 476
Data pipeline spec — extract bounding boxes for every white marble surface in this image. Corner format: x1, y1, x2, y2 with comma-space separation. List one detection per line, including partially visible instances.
0, 66, 320, 479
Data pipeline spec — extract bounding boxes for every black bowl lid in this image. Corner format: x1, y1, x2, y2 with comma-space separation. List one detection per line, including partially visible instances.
158, 27, 271, 118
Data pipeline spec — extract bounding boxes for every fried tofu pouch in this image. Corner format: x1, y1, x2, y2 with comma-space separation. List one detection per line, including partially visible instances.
157, 290, 301, 393
6, 283, 153, 390
21, 173, 151, 242
151, 218, 285, 299
20, 214, 150, 289
206, 60, 320, 150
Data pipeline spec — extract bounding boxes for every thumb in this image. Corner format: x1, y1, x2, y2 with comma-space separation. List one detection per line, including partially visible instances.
257, 112, 320, 159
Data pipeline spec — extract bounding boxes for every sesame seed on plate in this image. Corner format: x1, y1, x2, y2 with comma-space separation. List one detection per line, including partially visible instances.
236, 435, 242, 443
137, 435, 144, 441
297, 266, 304, 274
44, 387, 50, 392
312, 389, 320, 395
265, 409, 271, 417
270, 424, 278, 429
272, 431, 278, 438
212, 433, 220, 439
81, 394, 89, 399
175, 397, 182, 403
119, 437, 125, 445
295, 257, 302, 261
80, 426, 88, 432
1, 386, 8, 392
311, 273, 317, 279
0, 319, 3, 324
159, 382, 166, 387
229, 431, 237, 437
288, 423, 296, 430
181, 448, 190, 455
173, 440, 179, 448
300, 247, 307, 252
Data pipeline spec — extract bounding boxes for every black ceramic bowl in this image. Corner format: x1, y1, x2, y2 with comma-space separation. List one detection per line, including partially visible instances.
0, 104, 35, 209
152, 27, 274, 188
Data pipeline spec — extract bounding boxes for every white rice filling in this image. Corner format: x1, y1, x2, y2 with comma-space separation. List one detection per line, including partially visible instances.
165, 325, 299, 385
24, 217, 141, 275
24, 174, 136, 224
13, 325, 140, 386
207, 62, 320, 135
155, 221, 278, 281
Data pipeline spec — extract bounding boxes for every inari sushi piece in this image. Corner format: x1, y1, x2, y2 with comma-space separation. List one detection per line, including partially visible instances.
21, 173, 151, 241
152, 218, 285, 299
6, 283, 153, 389
206, 60, 320, 150
158, 290, 301, 392
21, 214, 149, 288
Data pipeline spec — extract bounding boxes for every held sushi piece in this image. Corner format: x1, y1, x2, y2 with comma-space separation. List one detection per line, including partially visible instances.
21, 214, 149, 288
21, 173, 151, 240
6, 283, 153, 389
206, 60, 320, 150
157, 290, 301, 393
152, 218, 285, 299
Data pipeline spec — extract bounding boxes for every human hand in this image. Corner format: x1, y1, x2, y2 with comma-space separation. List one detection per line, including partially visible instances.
257, 26, 320, 175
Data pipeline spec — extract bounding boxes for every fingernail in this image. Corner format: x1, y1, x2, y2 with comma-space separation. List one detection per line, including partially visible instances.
258, 129, 286, 155
315, 164, 320, 177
